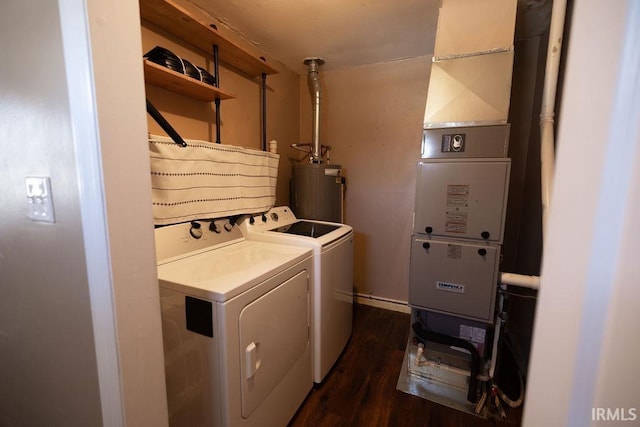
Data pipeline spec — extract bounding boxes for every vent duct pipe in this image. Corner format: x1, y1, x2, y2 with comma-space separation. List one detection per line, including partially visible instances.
304, 57, 325, 163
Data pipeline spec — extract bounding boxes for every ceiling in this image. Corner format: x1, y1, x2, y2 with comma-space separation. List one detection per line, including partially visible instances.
186, 0, 552, 75
188, 0, 441, 74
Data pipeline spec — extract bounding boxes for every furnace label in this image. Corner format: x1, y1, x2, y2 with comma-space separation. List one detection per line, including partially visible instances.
435, 281, 465, 294
447, 244, 462, 259
446, 184, 469, 233
459, 325, 486, 344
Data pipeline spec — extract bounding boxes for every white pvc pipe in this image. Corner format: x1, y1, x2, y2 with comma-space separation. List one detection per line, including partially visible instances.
540, 0, 567, 238
500, 272, 540, 290
499, 0, 567, 296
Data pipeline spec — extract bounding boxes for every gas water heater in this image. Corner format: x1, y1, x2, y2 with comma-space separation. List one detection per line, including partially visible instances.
290, 57, 345, 223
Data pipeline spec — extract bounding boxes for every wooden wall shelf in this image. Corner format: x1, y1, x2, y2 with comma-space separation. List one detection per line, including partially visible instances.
141, 0, 275, 146
140, 0, 278, 78
143, 60, 234, 101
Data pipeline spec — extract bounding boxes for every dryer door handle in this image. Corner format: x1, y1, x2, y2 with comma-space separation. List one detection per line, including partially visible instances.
245, 342, 261, 379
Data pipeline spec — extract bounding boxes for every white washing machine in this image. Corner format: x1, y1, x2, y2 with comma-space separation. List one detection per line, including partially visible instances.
154, 218, 313, 427
238, 206, 353, 383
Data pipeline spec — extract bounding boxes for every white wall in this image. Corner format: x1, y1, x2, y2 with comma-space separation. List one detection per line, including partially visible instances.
0, 1, 103, 425
0, 0, 169, 425
84, 0, 169, 424
523, 1, 640, 425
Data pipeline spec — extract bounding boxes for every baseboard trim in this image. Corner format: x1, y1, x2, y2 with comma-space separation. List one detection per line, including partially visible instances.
354, 293, 411, 314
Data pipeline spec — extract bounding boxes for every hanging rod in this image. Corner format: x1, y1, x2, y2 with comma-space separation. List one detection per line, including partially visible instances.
213, 44, 221, 144
146, 98, 187, 147
261, 72, 267, 151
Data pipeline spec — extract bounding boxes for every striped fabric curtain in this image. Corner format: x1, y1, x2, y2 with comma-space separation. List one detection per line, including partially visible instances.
148, 135, 279, 225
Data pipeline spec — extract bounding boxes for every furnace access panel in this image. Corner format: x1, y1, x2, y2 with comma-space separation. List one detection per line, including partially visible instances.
413, 158, 511, 244
409, 237, 500, 323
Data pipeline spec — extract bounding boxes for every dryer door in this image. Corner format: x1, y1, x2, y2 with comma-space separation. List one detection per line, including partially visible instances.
238, 270, 310, 418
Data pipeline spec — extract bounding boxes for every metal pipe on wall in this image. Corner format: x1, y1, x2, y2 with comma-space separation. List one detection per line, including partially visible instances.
303, 57, 325, 163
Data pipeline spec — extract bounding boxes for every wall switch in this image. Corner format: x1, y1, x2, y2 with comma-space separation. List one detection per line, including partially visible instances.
26, 177, 55, 223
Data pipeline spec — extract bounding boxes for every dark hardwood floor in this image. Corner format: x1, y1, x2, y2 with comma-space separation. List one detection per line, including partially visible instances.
289, 304, 522, 427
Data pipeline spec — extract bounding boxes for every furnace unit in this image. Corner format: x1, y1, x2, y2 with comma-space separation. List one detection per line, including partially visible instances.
398, 0, 519, 416
403, 124, 511, 409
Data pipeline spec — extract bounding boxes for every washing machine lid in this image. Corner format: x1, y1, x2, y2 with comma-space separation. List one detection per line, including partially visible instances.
273, 221, 340, 238
157, 240, 311, 302
254, 222, 352, 248
239, 206, 353, 247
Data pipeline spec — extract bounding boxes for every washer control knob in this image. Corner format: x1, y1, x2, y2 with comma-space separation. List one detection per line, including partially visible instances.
189, 221, 203, 239
270, 212, 279, 221
209, 222, 221, 233
249, 216, 255, 225
261, 214, 267, 222
224, 221, 233, 232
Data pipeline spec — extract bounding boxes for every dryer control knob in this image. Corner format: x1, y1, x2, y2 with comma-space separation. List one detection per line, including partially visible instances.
190, 221, 203, 239
270, 212, 279, 221
224, 222, 233, 232
209, 222, 221, 233
261, 214, 267, 222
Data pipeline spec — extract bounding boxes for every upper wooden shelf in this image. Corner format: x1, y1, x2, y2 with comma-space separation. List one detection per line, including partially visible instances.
143, 59, 235, 101
140, 0, 278, 77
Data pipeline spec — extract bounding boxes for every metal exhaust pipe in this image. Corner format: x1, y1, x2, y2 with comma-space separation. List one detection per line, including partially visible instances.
303, 57, 325, 163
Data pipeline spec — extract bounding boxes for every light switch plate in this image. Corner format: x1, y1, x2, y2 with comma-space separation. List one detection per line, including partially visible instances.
26, 177, 55, 223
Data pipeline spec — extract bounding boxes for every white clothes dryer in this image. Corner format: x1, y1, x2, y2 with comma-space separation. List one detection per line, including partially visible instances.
239, 206, 353, 383
155, 218, 313, 427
